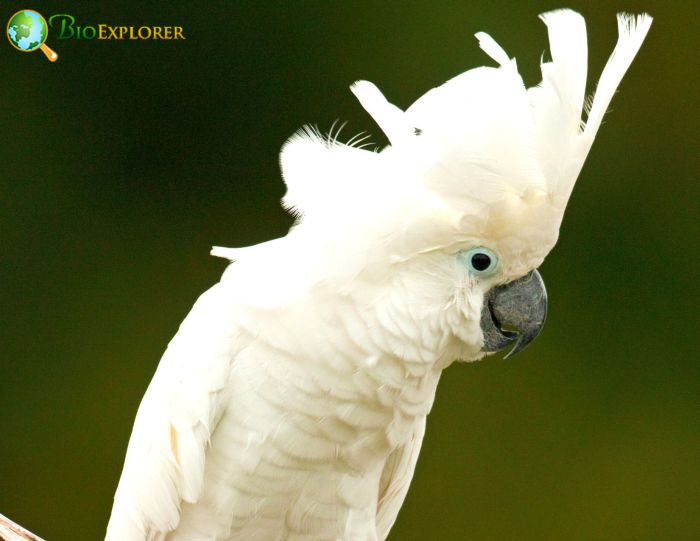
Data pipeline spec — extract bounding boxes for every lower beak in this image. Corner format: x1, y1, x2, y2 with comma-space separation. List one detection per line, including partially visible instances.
480, 269, 548, 359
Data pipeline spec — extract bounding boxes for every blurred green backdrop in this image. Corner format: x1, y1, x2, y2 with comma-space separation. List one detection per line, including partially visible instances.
1, 1, 698, 540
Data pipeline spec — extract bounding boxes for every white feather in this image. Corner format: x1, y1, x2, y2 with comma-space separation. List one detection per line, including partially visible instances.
475, 31, 512, 67
350, 80, 415, 146
585, 13, 653, 138
106, 284, 238, 539
107, 10, 652, 541
528, 10, 652, 207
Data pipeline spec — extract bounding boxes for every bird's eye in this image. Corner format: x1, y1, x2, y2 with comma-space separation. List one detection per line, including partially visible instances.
459, 247, 499, 276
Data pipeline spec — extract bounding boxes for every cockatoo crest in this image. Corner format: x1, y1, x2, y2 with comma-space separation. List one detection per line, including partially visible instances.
213, 9, 652, 287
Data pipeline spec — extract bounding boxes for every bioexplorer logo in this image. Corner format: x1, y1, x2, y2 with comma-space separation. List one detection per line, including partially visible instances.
6, 10, 58, 61
48, 14, 186, 41
7, 9, 186, 62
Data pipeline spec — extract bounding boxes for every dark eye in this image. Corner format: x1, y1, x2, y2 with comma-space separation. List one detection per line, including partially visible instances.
471, 252, 492, 271
459, 247, 499, 276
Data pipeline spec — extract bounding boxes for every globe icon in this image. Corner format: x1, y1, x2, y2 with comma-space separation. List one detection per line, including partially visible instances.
6, 9, 58, 61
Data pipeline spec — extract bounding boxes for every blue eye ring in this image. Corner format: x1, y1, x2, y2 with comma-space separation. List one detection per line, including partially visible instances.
459, 247, 499, 276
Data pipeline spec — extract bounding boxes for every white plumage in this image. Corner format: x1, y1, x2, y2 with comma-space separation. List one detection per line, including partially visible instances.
106, 10, 651, 540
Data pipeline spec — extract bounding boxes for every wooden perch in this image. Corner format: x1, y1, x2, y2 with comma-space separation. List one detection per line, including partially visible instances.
0, 514, 45, 541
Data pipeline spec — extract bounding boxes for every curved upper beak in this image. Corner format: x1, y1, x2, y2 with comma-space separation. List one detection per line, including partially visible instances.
480, 270, 548, 359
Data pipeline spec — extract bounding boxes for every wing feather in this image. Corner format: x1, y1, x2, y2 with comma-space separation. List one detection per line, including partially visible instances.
105, 283, 239, 541
375, 418, 426, 540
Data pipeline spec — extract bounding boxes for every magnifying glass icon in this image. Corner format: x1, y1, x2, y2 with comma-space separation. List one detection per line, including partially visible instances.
7, 10, 58, 62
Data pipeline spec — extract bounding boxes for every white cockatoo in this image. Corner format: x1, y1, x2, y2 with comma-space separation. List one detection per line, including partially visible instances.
106, 10, 652, 541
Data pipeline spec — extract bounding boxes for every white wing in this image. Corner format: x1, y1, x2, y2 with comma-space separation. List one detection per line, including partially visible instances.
375, 418, 426, 540
105, 282, 239, 541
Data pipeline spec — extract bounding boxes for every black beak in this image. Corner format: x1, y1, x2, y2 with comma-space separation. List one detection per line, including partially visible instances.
480, 270, 548, 359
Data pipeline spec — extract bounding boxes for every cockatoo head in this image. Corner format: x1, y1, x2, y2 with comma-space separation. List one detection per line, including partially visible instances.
214, 10, 651, 363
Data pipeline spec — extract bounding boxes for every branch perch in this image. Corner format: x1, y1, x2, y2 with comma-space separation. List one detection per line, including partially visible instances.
0, 514, 45, 541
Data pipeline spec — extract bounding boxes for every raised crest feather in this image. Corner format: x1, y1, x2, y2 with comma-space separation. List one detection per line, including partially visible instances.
213, 10, 651, 283
350, 81, 415, 146
475, 31, 512, 67
584, 13, 653, 139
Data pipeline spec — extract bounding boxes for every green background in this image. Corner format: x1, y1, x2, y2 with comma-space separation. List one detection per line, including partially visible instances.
1, 1, 697, 540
